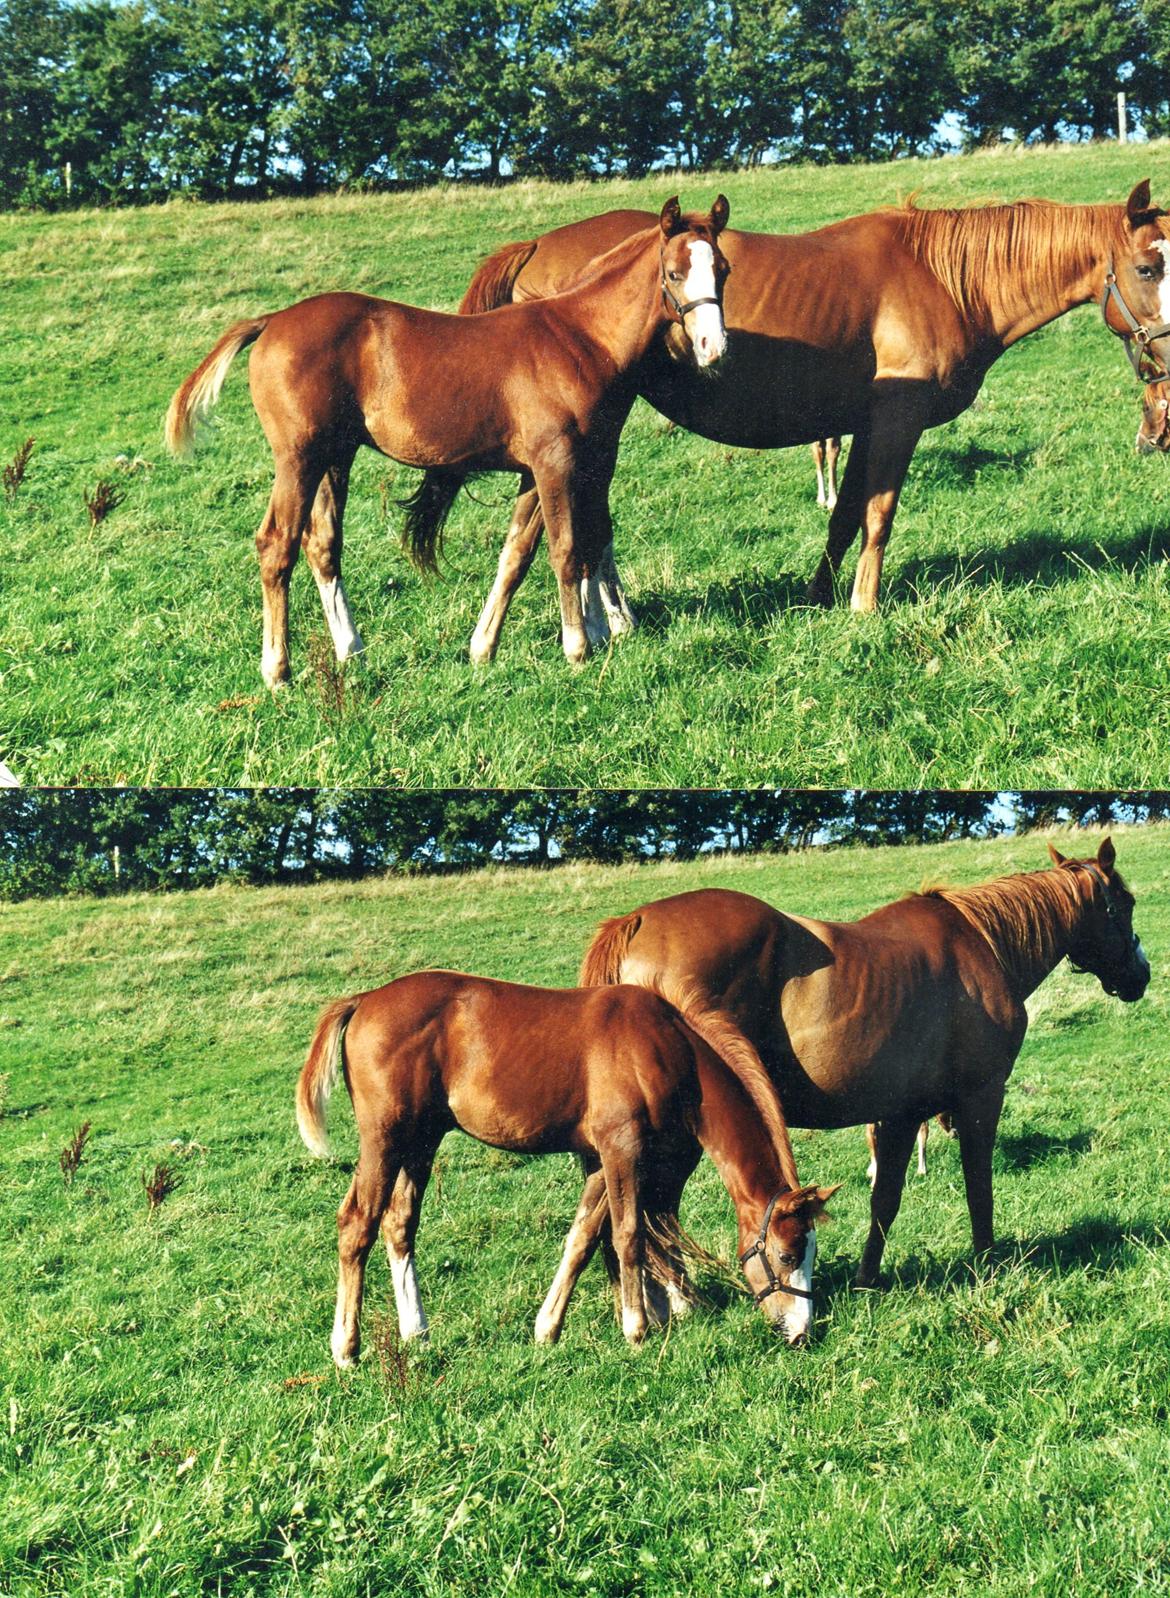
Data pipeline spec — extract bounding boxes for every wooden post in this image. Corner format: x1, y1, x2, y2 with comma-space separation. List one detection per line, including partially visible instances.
1117, 92, 1128, 144
64, 161, 72, 197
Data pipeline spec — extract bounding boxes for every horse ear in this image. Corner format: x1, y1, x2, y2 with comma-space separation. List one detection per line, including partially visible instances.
659, 196, 683, 238
1127, 179, 1155, 227
1097, 836, 1116, 873
1047, 841, 1068, 867
710, 194, 730, 235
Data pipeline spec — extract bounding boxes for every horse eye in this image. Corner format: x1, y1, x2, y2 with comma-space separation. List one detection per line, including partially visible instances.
668, 271, 682, 283
1137, 264, 1159, 280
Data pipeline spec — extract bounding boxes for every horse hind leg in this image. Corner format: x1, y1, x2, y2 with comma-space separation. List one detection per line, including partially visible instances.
303, 451, 364, 667
331, 1147, 401, 1368
256, 456, 326, 688
469, 475, 542, 665
380, 1152, 437, 1341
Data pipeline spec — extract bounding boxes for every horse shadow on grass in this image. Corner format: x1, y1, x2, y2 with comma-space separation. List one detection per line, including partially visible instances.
610, 519, 1170, 641
890, 521, 1170, 602
995, 1128, 1093, 1170
906, 438, 1037, 489
814, 1214, 1167, 1310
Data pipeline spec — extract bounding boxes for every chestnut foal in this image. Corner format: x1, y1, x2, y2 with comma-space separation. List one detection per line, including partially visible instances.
166, 196, 730, 684
295, 973, 837, 1361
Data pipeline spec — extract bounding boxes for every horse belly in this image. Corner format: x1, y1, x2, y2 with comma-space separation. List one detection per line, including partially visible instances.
639, 340, 864, 449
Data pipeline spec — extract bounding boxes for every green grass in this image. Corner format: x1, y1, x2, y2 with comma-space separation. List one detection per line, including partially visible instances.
2, 827, 1170, 1594
4, 141, 1170, 785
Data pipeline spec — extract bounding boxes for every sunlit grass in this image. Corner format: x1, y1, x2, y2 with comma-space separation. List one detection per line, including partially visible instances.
2, 829, 1170, 1593
3, 142, 1170, 785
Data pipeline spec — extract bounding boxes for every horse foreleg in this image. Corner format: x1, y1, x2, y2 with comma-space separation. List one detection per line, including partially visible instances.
954, 1078, 1007, 1260
332, 1148, 400, 1368
596, 543, 638, 638
380, 1154, 436, 1341
256, 457, 324, 688
469, 475, 542, 665
855, 1113, 921, 1288
643, 1141, 701, 1321
303, 453, 364, 667
600, 1144, 649, 1344
534, 1168, 610, 1344
808, 428, 869, 606
533, 460, 592, 666
849, 411, 925, 614
812, 439, 841, 509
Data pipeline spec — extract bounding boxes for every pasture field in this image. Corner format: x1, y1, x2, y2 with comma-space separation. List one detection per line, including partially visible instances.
3, 141, 1170, 787
2, 828, 1170, 1595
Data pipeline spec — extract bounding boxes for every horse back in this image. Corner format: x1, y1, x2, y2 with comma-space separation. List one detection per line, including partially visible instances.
342, 971, 697, 1156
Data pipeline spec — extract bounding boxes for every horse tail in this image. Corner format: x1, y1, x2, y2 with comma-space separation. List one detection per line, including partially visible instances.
296, 994, 363, 1159
579, 911, 800, 1191
164, 316, 271, 457
578, 911, 643, 987
457, 239, 539, 314
400, 467, 468, 576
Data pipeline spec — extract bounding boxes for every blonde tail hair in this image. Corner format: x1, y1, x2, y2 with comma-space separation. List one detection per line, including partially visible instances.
164, 316, 270, 456
295, 995, 362, 1159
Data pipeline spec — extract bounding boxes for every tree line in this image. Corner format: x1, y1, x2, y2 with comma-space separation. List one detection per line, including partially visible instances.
2, 0, 1167, 209
0, 789, 1163, 899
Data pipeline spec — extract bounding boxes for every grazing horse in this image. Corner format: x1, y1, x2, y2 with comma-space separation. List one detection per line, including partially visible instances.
457, 181, 1170, 660
579, 840, 1149, 1287
295, 973, 837, 1360
165, 197, 730, 682
1137, 381, 1170, 454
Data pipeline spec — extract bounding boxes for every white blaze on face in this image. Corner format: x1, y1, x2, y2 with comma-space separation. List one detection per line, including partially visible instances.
1154, 241, 1170, 325
782, 1230, 817, 1343
681, 240, 726, 367
390, 1250, 429, 1340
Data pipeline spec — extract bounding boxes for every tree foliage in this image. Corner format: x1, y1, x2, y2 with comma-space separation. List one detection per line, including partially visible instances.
2, 791, 1165, 899
0, 0, 1155, 207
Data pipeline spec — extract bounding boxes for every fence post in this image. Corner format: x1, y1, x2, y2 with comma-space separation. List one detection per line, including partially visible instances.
1117, 91, 1128, 144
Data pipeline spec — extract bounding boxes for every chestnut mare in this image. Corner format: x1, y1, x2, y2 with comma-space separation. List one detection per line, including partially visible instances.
165, 197, 730, 683
458, 180, 1170, 661
295, 973, 837, 1360
579, 840, 1149, 1288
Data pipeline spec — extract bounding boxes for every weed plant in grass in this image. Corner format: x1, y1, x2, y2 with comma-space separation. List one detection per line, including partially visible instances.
4, 143, 1170, 785
2, 829, 1170, 1593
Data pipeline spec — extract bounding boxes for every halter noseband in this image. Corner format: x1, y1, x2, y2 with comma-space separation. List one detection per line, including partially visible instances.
738, 1190, 815, 1304
660, 248, 723, 326
1101, 258, 1170, 386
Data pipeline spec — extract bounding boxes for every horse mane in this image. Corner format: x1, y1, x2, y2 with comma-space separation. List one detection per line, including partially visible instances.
920, 864, 1090, 989
895, 198, 1132, 322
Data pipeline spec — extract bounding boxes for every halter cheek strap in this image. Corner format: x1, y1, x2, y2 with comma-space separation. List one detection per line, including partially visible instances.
660, 250, 722, 325
738, 1189, 815, 1303
1101, 258, 1170, 385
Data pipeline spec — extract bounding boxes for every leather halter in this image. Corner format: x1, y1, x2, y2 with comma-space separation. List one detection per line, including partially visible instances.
738, 1190, 815, 1303
660, 249, 722, 326
1101, 258, 1170, 385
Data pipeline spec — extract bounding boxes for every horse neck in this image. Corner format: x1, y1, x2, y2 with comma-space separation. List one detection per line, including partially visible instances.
901, 201, 1127, 348
554, 230, 667, 367
693, 1047, 784, 1249
936, 867, 1088, 998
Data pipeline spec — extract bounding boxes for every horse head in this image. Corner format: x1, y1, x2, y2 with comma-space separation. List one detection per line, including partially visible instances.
658, 194, 732, 370
1137, 380, 1170, 454
1049, 836, 1151, 1003
1102, 181, 1170, 387
739, 1183, 841, 1345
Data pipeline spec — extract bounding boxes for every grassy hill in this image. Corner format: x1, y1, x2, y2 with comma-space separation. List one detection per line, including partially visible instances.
2, 826, 1169, 1594
3, 140, 1170, 786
